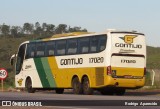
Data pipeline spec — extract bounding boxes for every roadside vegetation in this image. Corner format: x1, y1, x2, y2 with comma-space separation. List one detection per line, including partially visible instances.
147, 46, 160, 69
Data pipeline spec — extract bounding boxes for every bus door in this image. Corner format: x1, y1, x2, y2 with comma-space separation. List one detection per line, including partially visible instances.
110, 33, 146, 79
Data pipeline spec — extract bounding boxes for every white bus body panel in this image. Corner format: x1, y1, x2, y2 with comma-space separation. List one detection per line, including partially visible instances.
15, 59, 43, 88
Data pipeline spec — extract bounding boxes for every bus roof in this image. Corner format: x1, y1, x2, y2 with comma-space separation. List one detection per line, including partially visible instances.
19, 29, 144, 46
106, 29, 144, 35
51, 32, 95, 38
110, 31, 144, 35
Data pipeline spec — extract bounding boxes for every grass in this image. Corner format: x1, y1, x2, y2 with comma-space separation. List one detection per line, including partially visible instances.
147, 46, 160, 69
145, 71, 152, 86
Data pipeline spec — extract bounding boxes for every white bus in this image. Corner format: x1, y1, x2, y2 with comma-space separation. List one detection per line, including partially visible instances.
11, 30, 146, 95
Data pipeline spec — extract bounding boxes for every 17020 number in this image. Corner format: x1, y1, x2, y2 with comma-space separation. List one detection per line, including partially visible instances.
89, 57, 104, 63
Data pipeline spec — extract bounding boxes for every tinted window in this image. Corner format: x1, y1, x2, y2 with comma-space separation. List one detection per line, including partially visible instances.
90, 36, 99, 52
99, 35, 107, 51
46, 41, 55, 56
16, 44, 26, 74
67, 39, 77, 55
25, 35, 107, 57
25, 43, 36, 59
56, 40, 66, 55
78, 37, 89, 53
36, 42, 45, 57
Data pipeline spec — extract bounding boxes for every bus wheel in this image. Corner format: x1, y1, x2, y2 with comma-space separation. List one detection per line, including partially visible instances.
115, 88, 126, 96
25, 78, 35, 93
72, 77, 83, 94
82, 77, 93, 95
55, 88, 64, 94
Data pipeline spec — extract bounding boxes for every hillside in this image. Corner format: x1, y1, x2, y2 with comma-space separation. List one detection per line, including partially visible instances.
0, 37, 160, 88
147, 46, 160, 69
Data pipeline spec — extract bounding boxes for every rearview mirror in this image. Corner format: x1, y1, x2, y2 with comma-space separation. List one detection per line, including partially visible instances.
10, 54, 17, 66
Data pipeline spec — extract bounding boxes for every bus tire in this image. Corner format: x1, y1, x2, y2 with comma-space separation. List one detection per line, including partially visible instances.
72, 77, 83, 94
115, 88, 126, 96
25, 78, 35, 93
82, 77, 93, 95
55, 88, 64, 94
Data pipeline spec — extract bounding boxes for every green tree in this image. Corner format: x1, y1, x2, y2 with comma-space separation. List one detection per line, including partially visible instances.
35, 22, 40, 29
46, 24, 55, 35
34, 22, 42, 37
68, 26, 87, 32
81, 28, 87, 32
11, 26, 18, 38
23, 23, 34, 34
42, 23, 47, 32
41, 23, 55, 37
10, 26, 24, 38
1, 24, 10, 37
55, 24, 67, 34
17, 26, 23, 35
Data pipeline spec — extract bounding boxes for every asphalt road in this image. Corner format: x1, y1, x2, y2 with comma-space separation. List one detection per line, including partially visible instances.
0, 90, 160, 109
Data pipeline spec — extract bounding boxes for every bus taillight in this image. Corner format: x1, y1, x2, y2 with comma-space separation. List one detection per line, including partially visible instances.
107, 66, 111, 75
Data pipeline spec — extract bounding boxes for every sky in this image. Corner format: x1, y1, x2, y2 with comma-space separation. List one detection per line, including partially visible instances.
0, 0, 160, 47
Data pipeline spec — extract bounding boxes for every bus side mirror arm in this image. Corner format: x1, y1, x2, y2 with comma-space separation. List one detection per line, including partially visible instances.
10, 54, 17, 66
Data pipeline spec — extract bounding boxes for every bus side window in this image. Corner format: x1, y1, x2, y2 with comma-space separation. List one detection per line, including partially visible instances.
46, 41, 55, 56
99, 35, 107, 51
36, 42, 45, 57
78, 37, 89, 54
90, 36, 98, 53
25, 43, 36, 59
67, 39, 77, 55
56, 40, 66, 55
